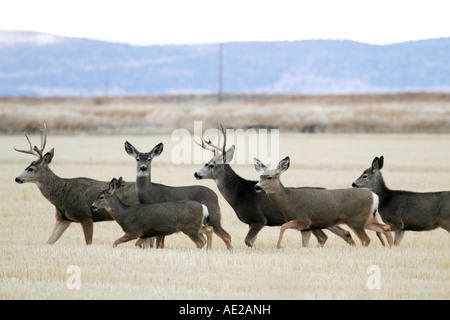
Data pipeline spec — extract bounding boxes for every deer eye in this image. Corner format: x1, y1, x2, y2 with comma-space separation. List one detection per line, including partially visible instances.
208, 164, 214, 168
99, 195, 105, 200
267, 176, 273, 180
27, 167, 34, 172
363, 175, 368, 179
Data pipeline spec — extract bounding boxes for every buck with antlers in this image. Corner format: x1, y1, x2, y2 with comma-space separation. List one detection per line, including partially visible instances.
254, 157, 394, 248
194, 124, 355, 247
14, 124, 139, 245
124, 140, 233, 250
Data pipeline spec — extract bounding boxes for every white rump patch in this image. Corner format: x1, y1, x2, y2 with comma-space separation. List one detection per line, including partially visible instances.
202, 204, 210, 225
371, 192, 379, 216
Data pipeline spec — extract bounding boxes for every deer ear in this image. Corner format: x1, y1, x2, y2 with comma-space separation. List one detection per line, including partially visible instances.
150, 143, 164, 158
371, 156, 383, 171
277, 157, 290, 174
223, 145, 235, 164
116, 177, 124, 189
108, 178, 117, 193
42, 148, 54, 166
378, 156, 384, 170
124, 141, 138, 157
253, 158, 267, 174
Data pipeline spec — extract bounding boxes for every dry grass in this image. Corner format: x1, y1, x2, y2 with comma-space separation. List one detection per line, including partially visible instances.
0, 133, 449, 299
1, 93, 450, 134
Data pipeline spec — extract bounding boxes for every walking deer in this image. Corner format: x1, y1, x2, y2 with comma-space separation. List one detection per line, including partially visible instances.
14, 124, 140, 245
254, 157, 394, 248
91, 177, 213, 249
352, 156, 450, 245
194, 124, 355, 247
124, 140, 233, 250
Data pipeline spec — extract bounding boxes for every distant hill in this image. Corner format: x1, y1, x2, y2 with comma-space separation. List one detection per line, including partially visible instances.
1, 30, 449, 96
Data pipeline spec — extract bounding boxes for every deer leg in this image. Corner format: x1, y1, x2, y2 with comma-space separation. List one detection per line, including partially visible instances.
135, 238, 143, 248
245, 223, 265, 247
394, 230, 405, 246
135, 237, 156, 248
186, 232, 206, 249
156, 236, 166, 249
349, 227, 371, 246
213, 225, 233, 251
200, 226, 213, 250
141, 237, 155, 249
311, 229, 329, 247
47, 218, 71, 245
375, 232, 386, 246
366, 222, 393, 247
155, 236, 165, 249
300, 230, 312, 247
113, 233, 139, 247
326, 226, 356, 246
277, 220, 309, 249
80, 219, 94, 245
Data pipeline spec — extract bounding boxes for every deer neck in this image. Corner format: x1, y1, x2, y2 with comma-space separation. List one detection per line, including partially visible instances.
215, 164, 246, 206
372, 173, 391, 199
36, 167, 66, 205
106, 195, 128, 223
264, 181, 290, 216
135, 171, 154, 203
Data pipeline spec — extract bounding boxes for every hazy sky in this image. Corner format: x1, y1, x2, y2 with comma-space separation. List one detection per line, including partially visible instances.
1, 0, 449, 45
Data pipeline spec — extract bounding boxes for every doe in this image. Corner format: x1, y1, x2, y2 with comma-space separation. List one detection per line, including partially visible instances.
91, 177, 213, 249
124, 141, 232, 250
352, 156, 450, 245
254, 157, 394, 248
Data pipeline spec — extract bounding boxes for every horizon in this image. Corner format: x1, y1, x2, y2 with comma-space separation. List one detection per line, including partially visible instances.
1, 1, 449, 46
1, 29, 449, 48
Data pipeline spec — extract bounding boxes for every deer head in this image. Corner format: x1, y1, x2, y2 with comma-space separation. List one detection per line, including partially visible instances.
352, 156, 384, 190
253, 157, 290, 193
91, 177, 123, 211
124, 141, 163, 177
194, 123, 235, 180
15, 123, 55, 184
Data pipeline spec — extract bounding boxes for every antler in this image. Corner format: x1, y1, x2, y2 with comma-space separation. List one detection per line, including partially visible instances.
194, 123, 227, 157
14, 123, 47, 160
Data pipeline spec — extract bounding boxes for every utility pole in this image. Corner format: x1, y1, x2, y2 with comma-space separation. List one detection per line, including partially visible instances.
218, 43, 223, 103
104, 74, 109, 97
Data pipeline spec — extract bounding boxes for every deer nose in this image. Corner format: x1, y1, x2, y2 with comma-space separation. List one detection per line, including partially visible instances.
254, 185, 262, 192
15, 177, 24, 184
194, 172, 202, 180
91, 205, 97, 211
352, 182, 358, 188
140, 166, 147, 172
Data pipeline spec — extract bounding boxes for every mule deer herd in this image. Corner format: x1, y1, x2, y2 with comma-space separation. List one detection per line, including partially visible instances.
14, 123, 449, 250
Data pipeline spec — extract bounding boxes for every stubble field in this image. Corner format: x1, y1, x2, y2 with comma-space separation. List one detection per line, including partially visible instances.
0, 132, 449, 299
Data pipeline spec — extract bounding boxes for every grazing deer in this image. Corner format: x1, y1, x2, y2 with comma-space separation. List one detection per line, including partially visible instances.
194, 124, 355, 247
352, 156, 450, 245
14, 124, 140, 245
254, 157, 394, 248
91, 177, 213, 249
124, 141, 233, 250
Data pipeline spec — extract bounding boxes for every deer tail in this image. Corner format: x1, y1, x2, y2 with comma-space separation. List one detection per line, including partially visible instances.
202, 204, 210, 225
